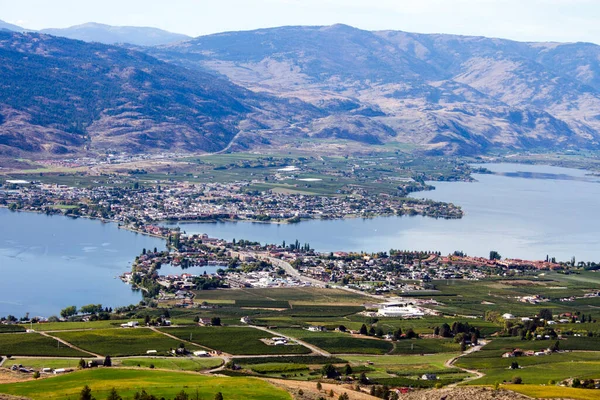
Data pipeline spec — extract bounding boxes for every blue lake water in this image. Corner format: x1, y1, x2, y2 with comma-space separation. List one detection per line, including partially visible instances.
166, 163, 600, 262
0, 211, 163, 318
2, 162, 600, 317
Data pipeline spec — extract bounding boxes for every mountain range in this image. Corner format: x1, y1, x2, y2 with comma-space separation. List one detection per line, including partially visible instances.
3, 22, 600, 156
0, 19, 190, 46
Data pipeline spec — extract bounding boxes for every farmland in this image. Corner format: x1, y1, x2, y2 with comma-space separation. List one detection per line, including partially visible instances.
53, 328, 196, 357
0, 333, 87, 357
160, 326, 311, 355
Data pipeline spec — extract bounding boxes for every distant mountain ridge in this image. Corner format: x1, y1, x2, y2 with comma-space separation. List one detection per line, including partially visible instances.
0, 19, 28, 32
41, 22, 191, 46
149, 24, 600, 154
0, 19, 189, 46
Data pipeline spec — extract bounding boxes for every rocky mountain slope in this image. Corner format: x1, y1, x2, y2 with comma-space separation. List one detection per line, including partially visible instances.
152, 24, 600, 154
0, 31, 321, 156
40, 23, 191, 46
4, 24, 600, 156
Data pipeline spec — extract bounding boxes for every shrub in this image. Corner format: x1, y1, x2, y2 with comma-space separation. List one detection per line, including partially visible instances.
512, 376, 522, 384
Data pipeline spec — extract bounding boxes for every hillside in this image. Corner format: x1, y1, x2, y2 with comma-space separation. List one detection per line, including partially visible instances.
40, 22, 191, 46
0, 31, 321, 156
152, 24, 600, 154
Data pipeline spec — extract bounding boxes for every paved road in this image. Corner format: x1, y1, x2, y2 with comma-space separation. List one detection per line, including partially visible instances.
445, 340, 488, 386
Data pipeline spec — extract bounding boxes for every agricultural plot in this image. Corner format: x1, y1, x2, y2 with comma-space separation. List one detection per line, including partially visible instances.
117, 357, 222, 371
509, 384, 600, 400
160, 326, 311, 355
53, 328, 194, 357
390, 338, 461, 354
25, 320, 142, 332
193, 287, 371, 305
457, 337, 600, 385
0, 325, 25, 333
0, 368, 291, 400
408, 274, 600, 318
0, 333, 87, 357
278, 329, 393, 355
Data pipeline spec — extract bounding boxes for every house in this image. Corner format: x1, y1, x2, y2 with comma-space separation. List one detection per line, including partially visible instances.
307, 326, 326, 332
197, 318, 213, 326
146, 350, 157, 355
121, 321, 139, 328
193, 350, 209, 357
502, 313, 515, 320
240, 316, 251, 324
421, 374, 437, 380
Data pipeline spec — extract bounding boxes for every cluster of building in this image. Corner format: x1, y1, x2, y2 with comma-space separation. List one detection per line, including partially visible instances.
292, 252, 492, 293
0, 177, 462, 225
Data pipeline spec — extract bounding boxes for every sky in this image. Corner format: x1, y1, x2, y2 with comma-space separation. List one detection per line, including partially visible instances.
2, 0, 600, 44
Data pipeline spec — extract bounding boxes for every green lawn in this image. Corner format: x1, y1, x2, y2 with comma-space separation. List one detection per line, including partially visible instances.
0, 333, 88, 357
53, 328, 195, 356
160, 326, 311, 355
0, 368, 291, 400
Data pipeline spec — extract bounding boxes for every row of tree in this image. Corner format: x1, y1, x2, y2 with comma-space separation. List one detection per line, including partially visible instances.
79, 386, 224, 400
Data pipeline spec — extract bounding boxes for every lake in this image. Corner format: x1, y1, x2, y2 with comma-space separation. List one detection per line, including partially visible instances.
0, 210, 163, 318
166, 163, 600, 262
2, 162, 600, 317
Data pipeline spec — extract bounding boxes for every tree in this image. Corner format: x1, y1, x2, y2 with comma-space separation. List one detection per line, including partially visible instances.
316, 382, 322, 391
322, 364, 339, 379
512, 376, 522, 384
338, 393, 349, 400
539, 308, 553, 321
510, 361, 519, 370
60, 305, 77, 319
104, 355, 112, 367
106, 388, 122, 400
359, 324, 368, 335
489, 250, 501, 260
344, 364, 353, 375
80, 385, 95, 400
173, 390, 189, 400
78, 358, 87, 369
210, 317, 221, 326
214, 393, 223, 400
32, 371, 40, 379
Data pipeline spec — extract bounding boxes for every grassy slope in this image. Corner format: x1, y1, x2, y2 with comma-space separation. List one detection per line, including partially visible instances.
0, 369, 291, 400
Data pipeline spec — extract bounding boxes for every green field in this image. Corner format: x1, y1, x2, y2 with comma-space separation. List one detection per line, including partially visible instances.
24, 320, 142, 332
53, 328, 196, 356
408, 272, 600, 318
456, 337, 600, 386
0, 368, 291, 400
277, 329, 393, 355
0, 333, 88, 357
160, 326, 311, 355
390, 338, 461, 354
9, 356, 222, 372
193, 287, 371, 305
117, 357, 222, 371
